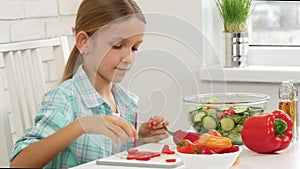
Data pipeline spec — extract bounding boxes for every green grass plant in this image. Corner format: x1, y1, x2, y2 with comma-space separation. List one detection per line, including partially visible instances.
216, 0, 253, 32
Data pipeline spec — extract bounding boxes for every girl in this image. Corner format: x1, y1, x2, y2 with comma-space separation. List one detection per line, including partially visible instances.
9, 0, 169, 168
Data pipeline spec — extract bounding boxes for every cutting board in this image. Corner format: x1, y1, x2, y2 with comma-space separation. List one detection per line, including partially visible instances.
96, 143, 183, 168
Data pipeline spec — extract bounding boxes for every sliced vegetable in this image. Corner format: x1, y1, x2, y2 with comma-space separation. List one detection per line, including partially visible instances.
220, 116, 236, 132
208, 129, 222, 137
217, 105, 232, 111
165, 159, 176, 163
188, 103, 265, 145
161, 145, 175, 154
193, 111, 206, 122
202, 115, 218, 130
193, 145, 216, 154
127, 149, 160, 161
162, 123, 200, 145
218, 145, 240, 154
234, 106, 248, 113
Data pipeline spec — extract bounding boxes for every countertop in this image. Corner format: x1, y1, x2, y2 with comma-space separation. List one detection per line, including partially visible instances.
71, 137, 300, 169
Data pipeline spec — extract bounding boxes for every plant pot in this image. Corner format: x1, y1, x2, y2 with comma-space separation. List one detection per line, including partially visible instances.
224, 32, 249, 68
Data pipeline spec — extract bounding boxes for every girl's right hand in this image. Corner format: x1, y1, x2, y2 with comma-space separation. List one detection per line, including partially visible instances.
78, 115, 138, 143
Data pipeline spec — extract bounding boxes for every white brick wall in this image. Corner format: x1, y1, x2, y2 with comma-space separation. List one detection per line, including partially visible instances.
59, 0, 82, 15
0, 0, 80, 83
0, 0, 80, 43
0, 2, 80, 164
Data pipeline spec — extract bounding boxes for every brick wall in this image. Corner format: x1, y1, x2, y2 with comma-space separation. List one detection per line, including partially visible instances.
0, 0, 81, 84
0, 0, 80, 85
0, 0, 81, 43
0, 1, 81, 163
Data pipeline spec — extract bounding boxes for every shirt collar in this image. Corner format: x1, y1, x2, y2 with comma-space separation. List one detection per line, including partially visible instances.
72, 65, 139, 110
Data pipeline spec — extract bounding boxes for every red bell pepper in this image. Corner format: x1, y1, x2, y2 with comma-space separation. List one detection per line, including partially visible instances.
176, 139, 195, 154
241, 110, 293, 154
162, 123, 200, 145
192, 142, 216, 154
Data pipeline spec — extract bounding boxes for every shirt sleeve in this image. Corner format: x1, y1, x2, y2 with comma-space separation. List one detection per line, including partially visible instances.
9, 89, 75, 162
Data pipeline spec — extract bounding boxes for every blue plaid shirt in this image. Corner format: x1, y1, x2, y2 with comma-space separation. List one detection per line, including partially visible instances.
10, 65, 139, 169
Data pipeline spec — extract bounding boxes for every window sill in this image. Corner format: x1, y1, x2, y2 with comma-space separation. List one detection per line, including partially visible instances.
199, 65, 300, 83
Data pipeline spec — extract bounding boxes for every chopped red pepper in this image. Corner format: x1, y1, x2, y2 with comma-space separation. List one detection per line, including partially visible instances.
217, 108, 236, 119
208, 129, 222, 137
218, 145, 240, 154
191, 141, 216, 154
127, 149, 160, 161
165, 158, 176, 163
161, 145, 175, 154
241, 109, 293, 154
162, 123, 200, 145
148, 117, 154, 128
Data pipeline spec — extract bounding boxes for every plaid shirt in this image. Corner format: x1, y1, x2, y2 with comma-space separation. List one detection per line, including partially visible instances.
10, 65, 139, 169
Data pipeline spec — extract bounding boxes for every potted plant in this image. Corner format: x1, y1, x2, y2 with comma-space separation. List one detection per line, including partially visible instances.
216, 0, 254, 68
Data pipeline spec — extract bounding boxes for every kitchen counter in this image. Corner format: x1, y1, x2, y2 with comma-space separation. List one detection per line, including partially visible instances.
71, 138, 300, 169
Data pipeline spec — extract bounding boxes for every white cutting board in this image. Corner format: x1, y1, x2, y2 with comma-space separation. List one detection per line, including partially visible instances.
96, 143, 183, 168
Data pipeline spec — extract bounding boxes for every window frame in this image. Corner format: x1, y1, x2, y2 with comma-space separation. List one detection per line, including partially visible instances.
199, 0, 300, 83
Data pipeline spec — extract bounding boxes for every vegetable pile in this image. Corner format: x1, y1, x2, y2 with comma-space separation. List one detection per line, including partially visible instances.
188, 105, 264, 144
163, 123, 240, 155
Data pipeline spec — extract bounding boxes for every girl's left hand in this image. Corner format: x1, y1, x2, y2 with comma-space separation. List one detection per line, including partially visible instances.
136, 116, 169, 145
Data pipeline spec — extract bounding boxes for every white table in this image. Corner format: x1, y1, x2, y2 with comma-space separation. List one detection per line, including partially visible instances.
71, 139, 300, 169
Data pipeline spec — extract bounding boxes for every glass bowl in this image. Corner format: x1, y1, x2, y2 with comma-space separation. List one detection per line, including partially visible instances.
183, 93, 270, 145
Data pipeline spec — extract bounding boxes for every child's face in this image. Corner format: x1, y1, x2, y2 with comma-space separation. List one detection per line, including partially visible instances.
85, 16, 145, 84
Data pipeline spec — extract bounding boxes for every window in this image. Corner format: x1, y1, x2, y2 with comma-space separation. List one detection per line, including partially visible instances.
199, 0, 300, 83
251, 0, 300, 46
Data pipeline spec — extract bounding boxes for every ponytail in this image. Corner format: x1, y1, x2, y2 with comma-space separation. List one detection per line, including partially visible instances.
61, 46, 83, 82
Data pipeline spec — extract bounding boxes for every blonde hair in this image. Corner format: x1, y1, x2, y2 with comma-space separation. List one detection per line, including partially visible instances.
62, 0, 145, 82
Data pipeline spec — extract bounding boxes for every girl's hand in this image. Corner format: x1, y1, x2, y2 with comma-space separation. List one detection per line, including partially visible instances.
136, 116, 169, 145
78, 115, 138, 143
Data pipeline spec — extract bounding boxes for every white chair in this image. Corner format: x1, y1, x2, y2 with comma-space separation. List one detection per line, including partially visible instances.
0, 36, 70, 167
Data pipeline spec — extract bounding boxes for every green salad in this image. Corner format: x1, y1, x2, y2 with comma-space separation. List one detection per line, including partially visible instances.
189, 105, 264, 145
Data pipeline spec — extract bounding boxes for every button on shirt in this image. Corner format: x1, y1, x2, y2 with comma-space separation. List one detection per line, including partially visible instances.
9, 65, 139, 169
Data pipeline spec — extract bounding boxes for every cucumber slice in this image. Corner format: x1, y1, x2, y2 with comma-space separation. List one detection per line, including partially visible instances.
206, 109, 217, 116
189, 109, 199, 122
220, 116, 236, 132
193, 111, 206, 122
205, 96, 221, 103
249, 106, 264, 113
227, 129, 243, 145
193, 122, 203, 133
217, 105, 232, 111
201, 115, 218, 130
236, 116, 248, 125
234, 106, 248, 114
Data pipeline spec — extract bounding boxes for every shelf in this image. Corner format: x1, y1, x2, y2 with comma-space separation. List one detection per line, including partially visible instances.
199, 65, 300, 83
